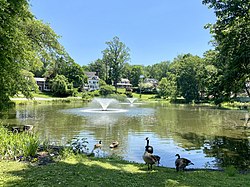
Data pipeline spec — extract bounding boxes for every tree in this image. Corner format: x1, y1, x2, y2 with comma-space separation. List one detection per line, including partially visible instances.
51, 75, 73, 97
130, 65, 144, 87
0, 0, 33, 110
87, 59, 106, 81
170, 54, 203, 102
203, 0, 250, 98
158, 74, 177, 99
99, 85, 115, 96
61, 57, 85, 89
42, 51, 85, 90
102, 36, 130, 90
144, 61, 170, 81
0, 0, 67, 110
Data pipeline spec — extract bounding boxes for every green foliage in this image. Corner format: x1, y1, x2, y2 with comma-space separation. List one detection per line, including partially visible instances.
130, 65, 144, 87
102, 36, 130, 88
203, 0, 250, 98
0, 0, 34, 110
0, 0, 70, 110
43, 54, 85, 90
51, 75, 73, 97
82, 90, 96, 101
170, 54, 203, 102
225, 165, 237, 177
144, 61, 170, 81
158, 75, 177, 99
87, 59, 107, 81
99, 85, 115, 96
99, 79, 107, 87
0, 126, 40, 160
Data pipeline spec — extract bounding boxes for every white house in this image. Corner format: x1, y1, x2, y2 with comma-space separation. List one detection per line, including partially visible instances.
34, 77, 50, 91
144, 78, 158, 87
84, 72, 100, 91
117, 78, 132, 89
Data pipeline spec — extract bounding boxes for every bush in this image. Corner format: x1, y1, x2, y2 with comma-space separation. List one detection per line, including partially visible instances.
0, 126, 40, 160
51, 75, 74, 97
99, 85, 115, 96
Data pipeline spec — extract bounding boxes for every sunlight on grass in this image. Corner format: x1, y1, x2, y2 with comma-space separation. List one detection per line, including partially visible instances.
63, 156, 145, 173
1, 158, 250, 187
86, 160, 121, 170
120, 163, 145, 173
0, 161, 27, 186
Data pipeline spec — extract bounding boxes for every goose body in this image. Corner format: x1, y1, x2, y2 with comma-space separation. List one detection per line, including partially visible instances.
142, 137, 160, 170
175, 154, 194, 171
109, 141, 119, 148
94, 140, 102, 149
142, 151, 160, 170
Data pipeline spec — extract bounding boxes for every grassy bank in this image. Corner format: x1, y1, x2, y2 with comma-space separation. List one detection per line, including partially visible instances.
1, 154, 250, 187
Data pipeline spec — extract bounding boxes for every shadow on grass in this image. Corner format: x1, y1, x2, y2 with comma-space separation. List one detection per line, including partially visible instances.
3, 156, 250, 187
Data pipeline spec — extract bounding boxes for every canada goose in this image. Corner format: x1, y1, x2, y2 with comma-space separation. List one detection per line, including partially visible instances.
175, 154, 194, 171
142, 138, 160, 170
142, 150, 161, 170
109, 141, 119, 148
145, 137, 153, 154
94, 140, 102, 149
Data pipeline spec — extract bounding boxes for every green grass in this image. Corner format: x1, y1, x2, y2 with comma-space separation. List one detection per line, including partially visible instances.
1, 155, 250, 187
32, 92, 56, 98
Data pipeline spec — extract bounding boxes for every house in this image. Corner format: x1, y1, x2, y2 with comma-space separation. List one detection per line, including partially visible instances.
144, 78, 158, 87
84, 72, 100, 91
34, 77, 50, 91
117, 78, 132, 89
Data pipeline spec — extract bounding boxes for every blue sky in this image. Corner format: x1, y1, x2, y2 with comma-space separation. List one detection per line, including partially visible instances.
29, 0, 216, 66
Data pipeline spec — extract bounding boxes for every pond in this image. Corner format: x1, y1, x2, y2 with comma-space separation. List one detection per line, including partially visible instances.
1, 99, 250, 170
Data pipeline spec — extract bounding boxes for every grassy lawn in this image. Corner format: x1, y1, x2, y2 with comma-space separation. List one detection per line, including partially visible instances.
1, 155, 250, 187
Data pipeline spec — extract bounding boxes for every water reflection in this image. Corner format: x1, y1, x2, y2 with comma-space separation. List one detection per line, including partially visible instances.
0, 102, 249, 170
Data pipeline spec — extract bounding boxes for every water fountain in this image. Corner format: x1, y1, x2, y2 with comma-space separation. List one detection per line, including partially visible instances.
126, 98, 138, 104
120, 97, 143, 105
81, 98, 127, 113
93, 98, 116, 111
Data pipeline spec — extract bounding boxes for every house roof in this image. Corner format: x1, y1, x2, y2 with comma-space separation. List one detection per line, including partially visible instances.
34, 77, 46, 82
84, 72, 97, 78
120, 78, 130, 82
144, 78, 158, 83
117, 82, 132, 86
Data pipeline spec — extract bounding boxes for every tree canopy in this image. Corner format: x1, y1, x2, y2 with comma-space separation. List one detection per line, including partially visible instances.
102, 36, 130, 90
202, 0, 250, 99
0, 0, 66, 109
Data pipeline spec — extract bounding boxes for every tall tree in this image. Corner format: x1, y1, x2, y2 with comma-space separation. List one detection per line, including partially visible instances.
0, 0, 35, 110
130, 65, 144, 87
203, 0, 250, 98
0, 0, 66, 110
144, 61, 170, 81
158, 75, 177, 100
44, 53, 85, 89
102, 36, 130, 90
170, 54, 203, 102
87, 59, 106, 81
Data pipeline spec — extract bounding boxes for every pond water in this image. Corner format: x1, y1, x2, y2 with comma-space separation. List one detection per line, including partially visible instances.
1, 100, 250, 170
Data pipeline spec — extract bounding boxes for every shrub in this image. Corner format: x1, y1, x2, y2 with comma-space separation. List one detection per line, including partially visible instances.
0, 126, 40, 160
51, 75, 74, 97
99, 85, 115, 96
